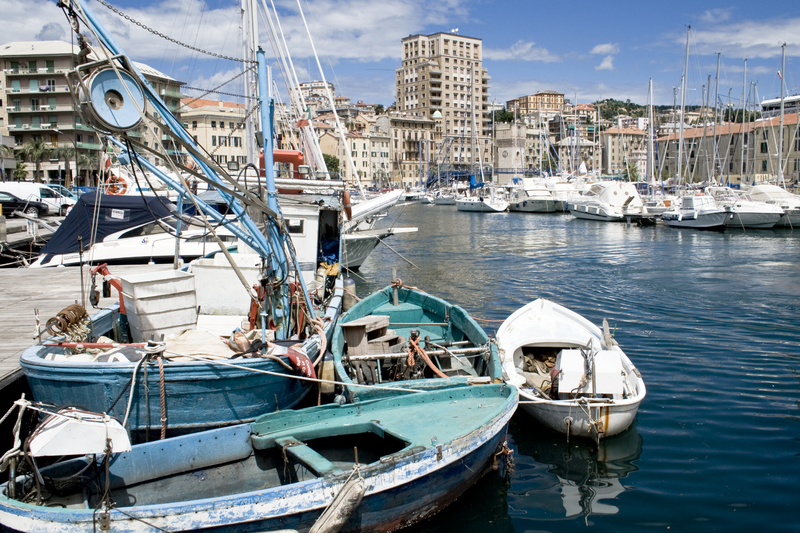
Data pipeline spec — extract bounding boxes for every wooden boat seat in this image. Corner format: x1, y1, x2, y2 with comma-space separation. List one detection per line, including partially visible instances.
274, 437, 343, 477
342, 315, 391, 356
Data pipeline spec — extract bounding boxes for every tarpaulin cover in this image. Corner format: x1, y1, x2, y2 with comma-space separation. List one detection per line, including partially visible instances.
40, 192, 175, 255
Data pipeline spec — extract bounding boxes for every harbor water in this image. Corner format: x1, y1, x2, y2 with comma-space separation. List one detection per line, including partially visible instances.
353, 203, 800, 533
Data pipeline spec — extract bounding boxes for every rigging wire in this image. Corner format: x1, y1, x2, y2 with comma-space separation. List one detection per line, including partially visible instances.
93, 0, 256, 63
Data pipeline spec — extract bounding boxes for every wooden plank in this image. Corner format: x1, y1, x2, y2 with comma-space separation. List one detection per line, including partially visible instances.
341, 315, 389, 332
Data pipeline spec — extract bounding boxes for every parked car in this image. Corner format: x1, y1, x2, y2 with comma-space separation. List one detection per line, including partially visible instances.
0, 182, 77, 215
0, 191, 49, 218
47, 184, 79, 201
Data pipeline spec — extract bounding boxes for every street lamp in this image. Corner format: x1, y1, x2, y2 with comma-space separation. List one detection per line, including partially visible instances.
53, 128, 78, 190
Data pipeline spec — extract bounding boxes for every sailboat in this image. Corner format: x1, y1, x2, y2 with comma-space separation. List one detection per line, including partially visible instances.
17, 0, 344, 435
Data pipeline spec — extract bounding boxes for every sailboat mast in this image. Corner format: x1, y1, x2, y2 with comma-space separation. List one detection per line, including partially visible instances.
779, 42, 786, 188
678, 26, 690, 185
713, 53, 720, 181
740, 59, 746, 181
648, 79, 654, 187
243, 0, 259, 166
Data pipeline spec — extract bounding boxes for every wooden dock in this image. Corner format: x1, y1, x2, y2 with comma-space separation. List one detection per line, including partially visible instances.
0, 264, 173, 385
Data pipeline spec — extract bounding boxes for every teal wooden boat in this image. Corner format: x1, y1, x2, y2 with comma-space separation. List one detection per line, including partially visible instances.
332, 284, 503, 401
0, 384, 517, 533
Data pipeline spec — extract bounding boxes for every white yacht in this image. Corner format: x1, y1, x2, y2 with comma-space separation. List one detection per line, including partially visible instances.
706, 186, 783, 229
568, 181, 645, 222
749, 184, 800, 228
509, 178, 559, 213
661, 194, 729, 230
456, 189, 508, 212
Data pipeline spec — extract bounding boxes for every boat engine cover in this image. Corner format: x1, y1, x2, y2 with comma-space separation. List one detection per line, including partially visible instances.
556, 349, 623, 395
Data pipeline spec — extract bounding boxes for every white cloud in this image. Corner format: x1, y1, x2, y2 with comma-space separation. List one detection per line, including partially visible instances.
690, 17, 800, 59
595, 55, 614, 71
483, 40, 560, 62
0, 0, 67, 44
35, 22, 66, 42
590, 43, 619, 55
699, 8, 734, 24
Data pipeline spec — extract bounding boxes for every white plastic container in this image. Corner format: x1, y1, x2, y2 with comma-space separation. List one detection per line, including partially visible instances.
190, 253, 262, 316
120, 270, 197, 342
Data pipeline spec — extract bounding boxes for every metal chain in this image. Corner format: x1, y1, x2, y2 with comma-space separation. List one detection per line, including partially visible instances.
207, 102, 261, 156
94, 0, 256, 64
178, 67, 256, 111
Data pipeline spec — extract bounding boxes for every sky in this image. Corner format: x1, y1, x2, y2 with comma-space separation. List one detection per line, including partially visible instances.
3, 0, 800, 109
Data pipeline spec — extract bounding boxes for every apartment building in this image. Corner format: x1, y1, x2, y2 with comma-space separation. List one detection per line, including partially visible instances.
181, 98, 247, 169
0, 40, 184, 183
656, 113, 800, 186
601, 127, 646, 177
493, 122, 548, 183
507, 91, 565, 125
395, 32, 492, 175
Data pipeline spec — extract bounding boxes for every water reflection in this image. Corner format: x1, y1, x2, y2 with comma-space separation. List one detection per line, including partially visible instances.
507, 417, 643, 525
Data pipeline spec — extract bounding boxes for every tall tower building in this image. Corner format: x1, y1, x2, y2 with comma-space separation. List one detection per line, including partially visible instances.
394, 33, 492, 174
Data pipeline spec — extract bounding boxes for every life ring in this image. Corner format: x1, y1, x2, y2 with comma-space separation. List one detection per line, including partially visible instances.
343, 190, 352, 220
106, 175, 128, 195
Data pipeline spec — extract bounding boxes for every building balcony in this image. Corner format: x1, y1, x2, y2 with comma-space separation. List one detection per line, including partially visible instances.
7, 104, 74, 113
430, 95, 442, 102
76, 142, 102, 151
4, 67, 68, 76
5, 85, 69, 95
429, 86, 442, 94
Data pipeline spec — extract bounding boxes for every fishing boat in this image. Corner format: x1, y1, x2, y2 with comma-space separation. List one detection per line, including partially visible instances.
17, 0, 343, 435
332, 281, 503, 402
496, 299, 645, 441
661, 194, 729, 230
0, 384, 517, 533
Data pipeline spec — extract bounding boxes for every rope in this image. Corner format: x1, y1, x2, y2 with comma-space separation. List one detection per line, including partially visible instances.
162, 351, 426, 393
391, 278, 423, 292
157, 355, 167, 440
472, 317, 506, 323
94, 0, 256, 63
408, 336, 447, 379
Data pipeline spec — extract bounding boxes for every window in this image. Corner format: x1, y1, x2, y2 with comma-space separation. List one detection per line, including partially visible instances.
211, 121, 216, 128
761, 142, 768, 154
762, 160, 767, 171
192, 121, 197, 129
212, 135, 216, 146
229, 122, 234, 129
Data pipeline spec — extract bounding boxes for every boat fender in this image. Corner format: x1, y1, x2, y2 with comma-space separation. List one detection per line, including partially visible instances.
288, 346, 316, 379
342, 190, 352, 220
309, 474, 366, 533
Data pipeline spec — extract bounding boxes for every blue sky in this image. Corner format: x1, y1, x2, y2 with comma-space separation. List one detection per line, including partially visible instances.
4, 0, 800, 108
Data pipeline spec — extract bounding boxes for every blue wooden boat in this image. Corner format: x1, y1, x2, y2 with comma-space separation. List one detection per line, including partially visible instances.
0, 383, 517, 533
332, 284, 503, 401
19, 284, 342, 434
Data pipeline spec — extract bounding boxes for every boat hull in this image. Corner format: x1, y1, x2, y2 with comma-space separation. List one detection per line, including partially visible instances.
662, 211, 728, 230
518, 383, 642, 438
0, 385, 517, 533
342, 231, 384, 269
724, 211, 781, 229
456, 197, 508, 212
509, 199, 559, 213
569, 203, 624, 222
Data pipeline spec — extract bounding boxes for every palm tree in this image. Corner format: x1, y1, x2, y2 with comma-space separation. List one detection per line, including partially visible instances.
52, 145, 76, 189
12, 160, 27, 180
78, 152, 100, 187
0, 144, 13, 180
17, 139, 51, 183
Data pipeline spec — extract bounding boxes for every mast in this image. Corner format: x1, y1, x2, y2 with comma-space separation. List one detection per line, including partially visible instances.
713, 53, 720, 182
243, 0, 259, 166
678, 26, 690, 185
740, 59, 746, 181
779, 42, 786, 188
647, 79, 654, 189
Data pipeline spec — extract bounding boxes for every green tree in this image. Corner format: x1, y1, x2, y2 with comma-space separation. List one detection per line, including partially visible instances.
491, 109, 515, 124
323, 153, 340, 175
17, 139, 51, 182
12, 160, 27, 180
0, 144, 13, 180
374, 104, 385, 114
51, 145, 76, 188
78, 152, 100, 187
